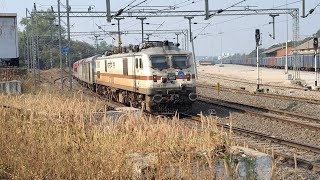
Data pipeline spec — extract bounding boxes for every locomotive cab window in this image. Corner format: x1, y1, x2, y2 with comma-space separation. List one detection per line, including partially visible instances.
150, 56, 168, 70
172, 56, 189, 69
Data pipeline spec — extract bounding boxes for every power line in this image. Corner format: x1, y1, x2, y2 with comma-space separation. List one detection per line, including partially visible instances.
193, 0, 247, 40
305, 2, 320, 17
125, 0, 149, 11
192, 0, 301, 39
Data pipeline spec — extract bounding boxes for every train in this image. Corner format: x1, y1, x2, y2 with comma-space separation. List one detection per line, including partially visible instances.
73, 41, 197, 114
199, 60, 215, 66
222, 54, 320, 70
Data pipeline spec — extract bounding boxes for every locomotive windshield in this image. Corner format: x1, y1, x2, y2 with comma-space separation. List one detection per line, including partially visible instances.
172, 56, 189, 69
150, 56, 168, 70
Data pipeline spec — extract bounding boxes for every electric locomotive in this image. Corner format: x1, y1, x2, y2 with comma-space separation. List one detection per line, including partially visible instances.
73, 41, 197, 114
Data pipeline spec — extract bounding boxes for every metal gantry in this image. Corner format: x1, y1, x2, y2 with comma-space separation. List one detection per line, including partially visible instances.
33, 8, 299, 18
26, 4, 302, 87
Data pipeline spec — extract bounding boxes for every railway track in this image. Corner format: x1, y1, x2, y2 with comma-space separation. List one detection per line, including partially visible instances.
181, 114, 320, 171
18, 70, 320, 170
197, 83, 320, 105
199, 73, 314, 92
197, 95, 320, 130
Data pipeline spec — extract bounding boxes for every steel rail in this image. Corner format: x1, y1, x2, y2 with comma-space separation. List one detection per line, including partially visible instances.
184, 114, 320, 170
197, 82, 320, 105
197, 95, 320, 129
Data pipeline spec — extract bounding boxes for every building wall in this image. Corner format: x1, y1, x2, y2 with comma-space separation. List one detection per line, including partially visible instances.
276, 47, 292, 57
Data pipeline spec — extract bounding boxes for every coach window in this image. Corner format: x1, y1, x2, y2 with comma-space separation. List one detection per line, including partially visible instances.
135, 58, 139, 69
105, 60, 107, 72
139, 58, 143, 69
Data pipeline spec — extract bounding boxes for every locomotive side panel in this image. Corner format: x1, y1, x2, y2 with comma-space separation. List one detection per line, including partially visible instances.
74, 42, 197, 114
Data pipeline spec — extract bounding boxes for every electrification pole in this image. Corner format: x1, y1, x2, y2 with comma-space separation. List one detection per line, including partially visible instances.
218, 31, 223, 66
255, 29, 261, 91
269, 14, 279, 39
137, 17, 146, 43
66, 0, 72, 91
49, 17, 54, 69
114, 17, 124, 50
58, 0, 63, 90
285, 0, 289, 74
94, 35, 100, 53
175, 33, 180, 44
146, 33, 152, 42
185, 16, 197, 79
314, 37, 318, 86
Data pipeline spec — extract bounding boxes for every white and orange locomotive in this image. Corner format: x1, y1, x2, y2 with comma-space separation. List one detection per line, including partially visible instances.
73, 41, 197, 114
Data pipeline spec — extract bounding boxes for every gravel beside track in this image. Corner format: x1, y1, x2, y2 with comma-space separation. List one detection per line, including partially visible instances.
191, 100, 320, 147
197, 86, 320, 120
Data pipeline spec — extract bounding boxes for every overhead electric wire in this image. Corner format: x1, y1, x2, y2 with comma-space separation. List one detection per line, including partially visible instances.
152, 21, 166, 34
305, 1, 320, 17
208, 0, 247, 18
192, 0, 247, 40
125, 0, 149, 11
192, 0, 302, 40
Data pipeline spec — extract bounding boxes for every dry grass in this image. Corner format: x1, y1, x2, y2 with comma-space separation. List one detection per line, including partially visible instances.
0, 89, 230, 179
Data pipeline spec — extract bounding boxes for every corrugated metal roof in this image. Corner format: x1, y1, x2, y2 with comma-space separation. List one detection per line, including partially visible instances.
296, 38, 320, 51
262, 46, 285, 54
0, 13, 17, 17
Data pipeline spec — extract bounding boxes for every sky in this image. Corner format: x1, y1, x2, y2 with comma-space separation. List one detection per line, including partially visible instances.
1, 0, 320, 56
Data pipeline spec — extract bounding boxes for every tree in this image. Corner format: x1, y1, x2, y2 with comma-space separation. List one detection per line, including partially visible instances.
19, 9, 96, 69
97, 40, 114, 54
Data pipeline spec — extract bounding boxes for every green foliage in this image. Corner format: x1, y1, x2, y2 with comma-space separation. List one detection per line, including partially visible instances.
18, 9, 111, 69
97, 40, 115, 55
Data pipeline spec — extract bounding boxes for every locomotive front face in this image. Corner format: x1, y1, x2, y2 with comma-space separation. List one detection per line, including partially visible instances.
146, 53, 197, 114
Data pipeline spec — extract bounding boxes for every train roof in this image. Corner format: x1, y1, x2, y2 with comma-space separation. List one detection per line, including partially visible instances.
0, 13, 17, 17
97, 46, 191, 60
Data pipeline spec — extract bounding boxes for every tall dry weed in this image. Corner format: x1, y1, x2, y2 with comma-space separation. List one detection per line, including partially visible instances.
0, 91, 228, 179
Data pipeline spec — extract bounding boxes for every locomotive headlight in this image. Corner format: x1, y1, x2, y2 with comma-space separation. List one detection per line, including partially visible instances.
152, 94, 163, 103
161, 77, 168, 83
153, 75, 157, 82
189, 93, 197, 102
186, 74, 191, 81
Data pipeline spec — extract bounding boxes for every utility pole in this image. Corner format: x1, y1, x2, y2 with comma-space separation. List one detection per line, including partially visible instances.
34, 3, 41, 83
58, 0, 63, 90
31, 3, 37, 88
181, 30, 188, 50
23, 31, 28, 69
184, 16, 197, 79
114, 17, 124, 50
314, 37, 318, 86
137, 17, 146, 43
285, 0, 289, 74
49, 17, 54, 69
301, 0, 306, 18
66, 0, 72, 91
175, 33, 180, 44
106, 0, 111, 22
218, 31, 223, 66
255, 29, 261, 91
269, 14, 279, 39
146, 33, 152, 42
94, 34, 100, 53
